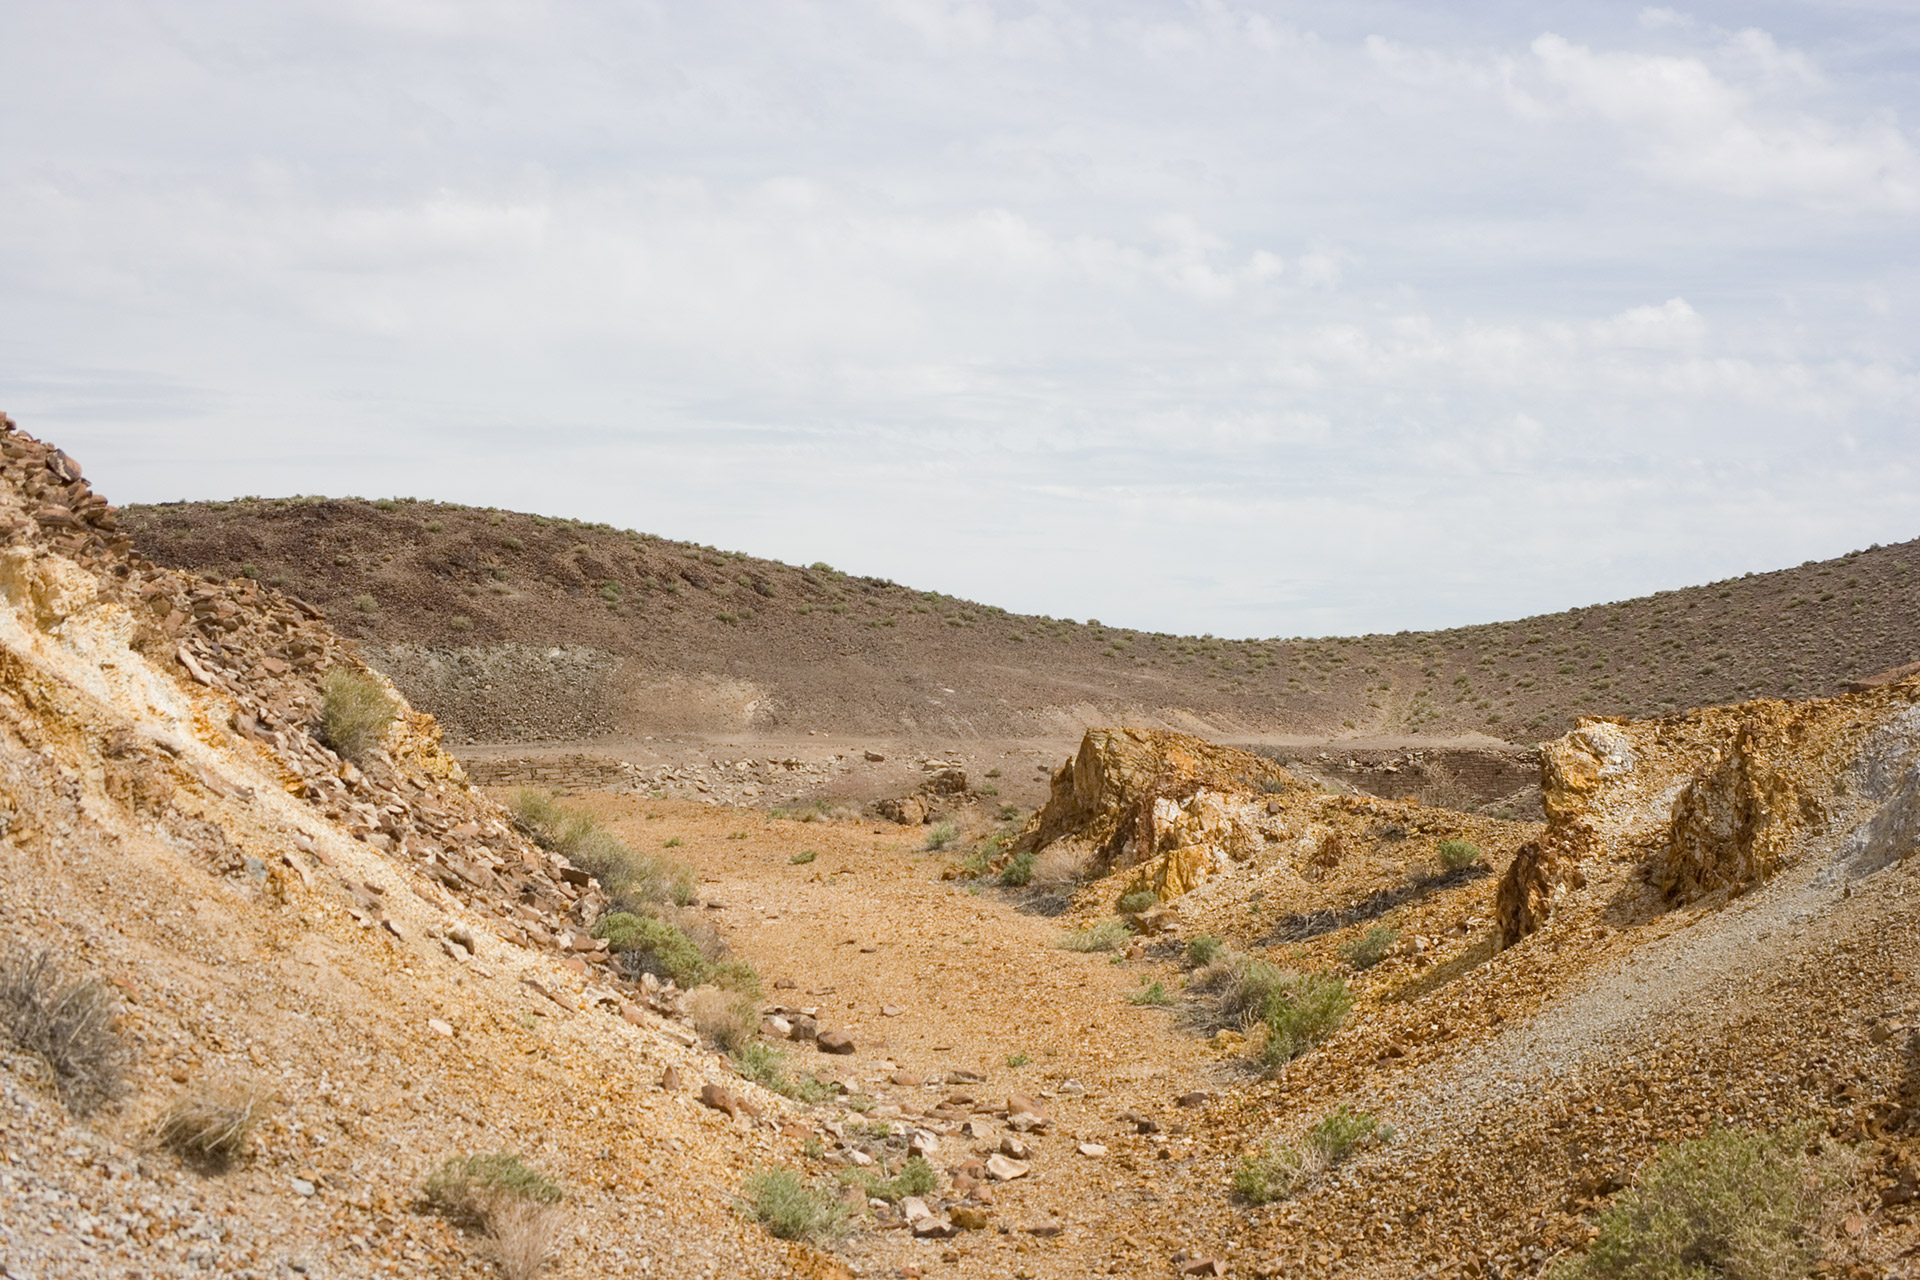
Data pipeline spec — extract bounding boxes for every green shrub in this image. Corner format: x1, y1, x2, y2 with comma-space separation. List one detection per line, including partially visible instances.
352, 592, 377, 613
510, 790, 694, 907
997, 849, 1036, 887
1233, 1105, 1380, 1204
1186, 935, 1223, 967
424, 1151, 563, 1227
1259, 971, 1352, 1070
790, 849, 817, 865
848, 1154, 940, 1203
592, 912, 711, 988
1338, 924, 1397, 971
741, 1167, 846, 1241
1116, 890, 1158, 915
1129, 981, 1172, 1006
318, 667, 396, 763
1004, 1052, 1031, 1068
1553, 1125, 1846, 1280
923, 821, 959, 851
1057, 920, 1129, 952
1437, 839, 1483, 870
0, 949, 131, 1115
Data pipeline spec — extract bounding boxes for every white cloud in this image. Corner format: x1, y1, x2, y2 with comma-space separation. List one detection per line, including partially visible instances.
1531, 32, 1920, 209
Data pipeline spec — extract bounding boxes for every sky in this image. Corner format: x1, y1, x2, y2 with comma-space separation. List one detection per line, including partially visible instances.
2, 1, 1917, 638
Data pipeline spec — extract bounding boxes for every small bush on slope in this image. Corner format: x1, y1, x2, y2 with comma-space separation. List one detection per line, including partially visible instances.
511, 789, 694, 907
1234, 1106, 1382, 1204
318, 667, 395, 764
742, 1167, 847, 1241
1551, 1124, 1853, 1280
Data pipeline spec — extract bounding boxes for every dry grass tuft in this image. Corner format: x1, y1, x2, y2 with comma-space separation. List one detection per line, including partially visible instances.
688, 986, 758, 1052
488, 1198, 565, 1280
318, 667, 396, 763
153, 1085, 273, 1169
0, 948, 131, 1115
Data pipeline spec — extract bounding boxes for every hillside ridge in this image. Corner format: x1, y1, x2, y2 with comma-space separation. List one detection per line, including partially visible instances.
123, 496, 1920, 750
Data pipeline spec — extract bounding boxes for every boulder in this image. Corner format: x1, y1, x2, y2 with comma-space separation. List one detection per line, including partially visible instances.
817, 1029, 856, 1055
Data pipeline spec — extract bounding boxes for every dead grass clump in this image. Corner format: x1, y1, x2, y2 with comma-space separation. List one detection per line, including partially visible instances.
688, 987, 758, 1053
318, 667, 396, 763
1234, 1105, 1382, 1204
1027, 846, 1087, 894
487, 1197, 565, 1280
153, 1085, 273, 1170
0, 949, 131, 1115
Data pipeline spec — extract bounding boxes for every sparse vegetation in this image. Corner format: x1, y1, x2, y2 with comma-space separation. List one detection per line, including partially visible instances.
923, 821, 960, 851
688, 987, 759, 1052
1116, 890, 1158, 914
1129, 980, 1173, 1006
511, 790, 695, 907
592, 912, 713, 988
1058, 919, 1130, 952
423, 1151, 564, 1228
317, 667, 396, 763
741, 1167, 847, 1241
1551, 1124, 1849, 1280
790, 849, 818, 865
997, 848, 1036, 887
352, 592, 377, 613
1186, 935, 1223, 966
1004, 1052, 1031, 1068
0, 948, 132, 1115
1233, 1105, 1382, 1204
153, 1084, 273, 1169
1339, 924, 1397, 971
1438, 839, 1483, 870
1190, 949, 1351, 1070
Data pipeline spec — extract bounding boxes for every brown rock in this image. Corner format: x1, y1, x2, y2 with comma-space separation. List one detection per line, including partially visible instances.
1179, 1261, 1226, 1277
661, 1065, 682, 1091
817, 1029, 856, 1055
985, 1153, 1030, 1181
1495, 826, 1589, 949
949, 1205, 990, 1230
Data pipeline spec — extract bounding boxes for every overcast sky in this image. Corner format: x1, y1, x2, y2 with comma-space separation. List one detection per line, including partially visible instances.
3, 1, 1917, 637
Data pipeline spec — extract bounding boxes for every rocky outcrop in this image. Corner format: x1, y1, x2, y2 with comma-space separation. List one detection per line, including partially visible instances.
1495, 823, 1590, 949
1016, 727, 1534, 907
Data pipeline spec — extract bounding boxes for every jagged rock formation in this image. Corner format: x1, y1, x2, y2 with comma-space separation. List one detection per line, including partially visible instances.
1494, 681, 1920, 948
1017, 726, 1532, 904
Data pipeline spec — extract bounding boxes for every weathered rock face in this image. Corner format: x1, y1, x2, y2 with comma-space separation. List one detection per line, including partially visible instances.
1498, 681, 1920, 947
1494, 823, 1589, 949
1019, 728, 1298, 883
1016, 727, 1537, 908
1654, 717, 1808, 904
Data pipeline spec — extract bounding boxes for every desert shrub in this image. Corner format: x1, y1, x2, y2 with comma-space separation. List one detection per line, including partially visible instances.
449, 614, 473, 631
850, 1154, 939, 1203
1129, 981, 1172, 1006
790, 849, 817, 865
1339, 924, 1397, 971
742, 1167, 847, 1241
424, 1151, 563, 1229
1116, 890, 1158, 914
1260, 971, 1352, 1070
1233, 1105, 1381, 1204
0, 949, 131, 1115
1437, 839, 1483, 870
1191, 950, 1291, 1029
511, 790, 694, 907
592, 912, 711, 988
924, 821, 960, 851
1186, 935, 1223, 967
688, 987, 758, 1053
1553, 1124, 1848, 1280
1057, 919, 1130, 952
997, 849, 1036, 887
352, 592, 377, 613
153, 1084, 273, 1169
318, 668, 396, 764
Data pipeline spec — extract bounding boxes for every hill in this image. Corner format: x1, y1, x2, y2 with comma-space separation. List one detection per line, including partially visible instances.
11, 413, 1920, 1279
120, 496, 1920, 751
